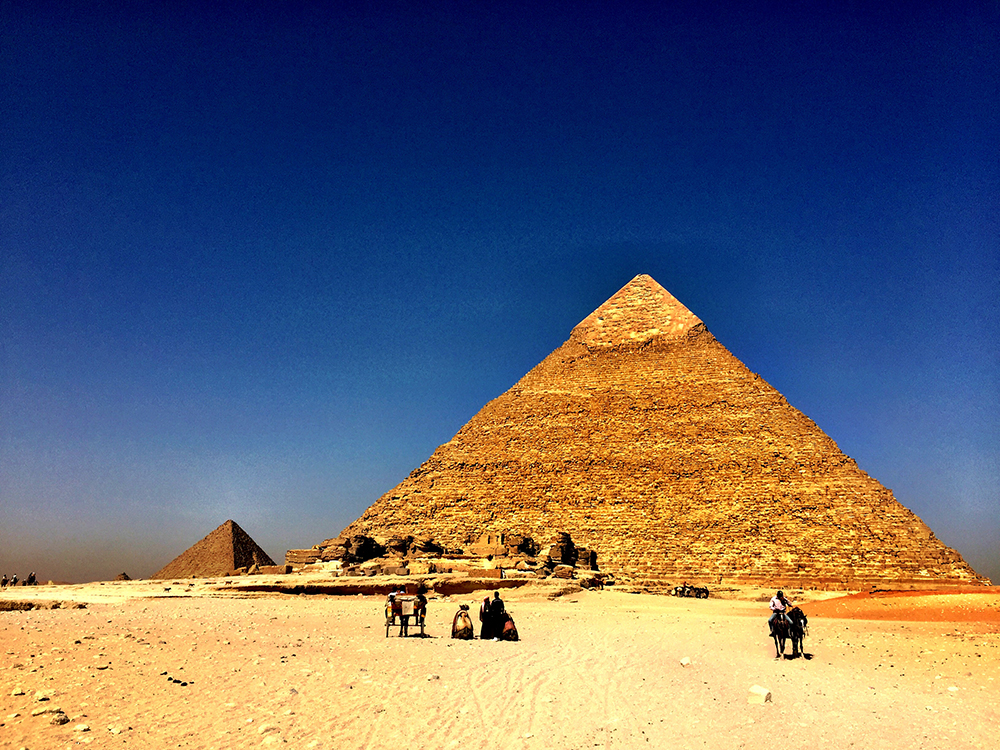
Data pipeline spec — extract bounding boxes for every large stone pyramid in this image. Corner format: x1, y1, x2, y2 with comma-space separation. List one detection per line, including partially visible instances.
152, 520, 275, 579
341, 275, 989, 589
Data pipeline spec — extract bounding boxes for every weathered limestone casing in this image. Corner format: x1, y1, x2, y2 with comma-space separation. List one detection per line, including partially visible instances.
338, 275, 989, 589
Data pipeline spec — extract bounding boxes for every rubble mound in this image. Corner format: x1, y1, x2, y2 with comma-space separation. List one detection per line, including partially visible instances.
286, 532, 609, 587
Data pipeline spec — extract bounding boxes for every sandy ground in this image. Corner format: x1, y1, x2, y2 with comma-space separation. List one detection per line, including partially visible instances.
1, 581, 998, 750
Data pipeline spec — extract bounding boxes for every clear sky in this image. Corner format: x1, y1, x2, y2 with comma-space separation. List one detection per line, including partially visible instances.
2, 2, 997, 584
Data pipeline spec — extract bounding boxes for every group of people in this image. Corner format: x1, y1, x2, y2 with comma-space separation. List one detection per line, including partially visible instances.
396, 586, 793, 642
450, 590, 518, 641
1, 572, 35, 588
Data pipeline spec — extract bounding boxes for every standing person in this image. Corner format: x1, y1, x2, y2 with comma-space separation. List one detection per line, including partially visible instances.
479, 595, 492, 640
415, 591, 427, 628
385, 589, 399, 626
488, 591, 506, 641
1, 574, 7, 588
768, 590, 793, 635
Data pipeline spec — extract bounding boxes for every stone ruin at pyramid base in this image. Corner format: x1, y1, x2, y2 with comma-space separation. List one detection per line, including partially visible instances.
285, 532, 612, 589
307, 275, 991, 592
285, 529, 985, 594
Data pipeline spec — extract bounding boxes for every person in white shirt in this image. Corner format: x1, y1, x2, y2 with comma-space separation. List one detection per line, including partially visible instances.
768, 590, 793, 635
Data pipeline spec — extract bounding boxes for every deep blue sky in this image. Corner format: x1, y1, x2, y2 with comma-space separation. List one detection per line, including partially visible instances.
2, 2, 997, 584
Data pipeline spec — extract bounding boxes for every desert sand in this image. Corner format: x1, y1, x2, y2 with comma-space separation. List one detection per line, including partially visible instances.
1, 580, 998, 750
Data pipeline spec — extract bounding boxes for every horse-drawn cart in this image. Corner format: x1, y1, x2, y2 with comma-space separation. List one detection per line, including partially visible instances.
385, 594, 426, 637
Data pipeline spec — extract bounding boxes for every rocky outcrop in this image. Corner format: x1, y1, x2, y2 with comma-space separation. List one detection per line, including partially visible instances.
333, 275, 989, 590
286, 534, 386, 568
287, 530, 605, 586
466, 533, 537, 558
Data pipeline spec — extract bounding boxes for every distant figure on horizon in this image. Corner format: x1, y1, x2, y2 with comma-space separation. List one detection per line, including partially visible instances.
9, 575, 17, 587
26, 572, 36, 586
1, 574, 7, 588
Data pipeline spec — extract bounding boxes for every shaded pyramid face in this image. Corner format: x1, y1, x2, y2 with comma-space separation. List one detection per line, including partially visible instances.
341, 275, 988, 589
152, 520, 275, 579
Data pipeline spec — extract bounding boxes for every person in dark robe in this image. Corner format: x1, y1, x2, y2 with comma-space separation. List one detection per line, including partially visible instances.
479, 595, 492, 639
488, 591, 506, 640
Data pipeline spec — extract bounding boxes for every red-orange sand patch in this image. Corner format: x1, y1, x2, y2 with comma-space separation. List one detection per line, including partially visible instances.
803, 588, 1000, 622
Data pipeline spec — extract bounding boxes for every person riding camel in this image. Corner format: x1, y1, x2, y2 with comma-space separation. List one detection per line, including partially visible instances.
768, 590, 793, 635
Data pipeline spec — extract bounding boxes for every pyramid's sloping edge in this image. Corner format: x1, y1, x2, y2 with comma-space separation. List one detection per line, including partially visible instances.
152, 520, 275, 579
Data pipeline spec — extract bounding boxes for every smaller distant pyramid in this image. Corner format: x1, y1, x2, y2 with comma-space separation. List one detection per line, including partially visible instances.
152, 520, 275, 579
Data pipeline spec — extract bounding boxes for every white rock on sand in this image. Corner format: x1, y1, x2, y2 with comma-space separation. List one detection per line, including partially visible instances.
1, 582, 998, 749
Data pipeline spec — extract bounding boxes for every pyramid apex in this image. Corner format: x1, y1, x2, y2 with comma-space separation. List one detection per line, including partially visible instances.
571, 274, 702, 347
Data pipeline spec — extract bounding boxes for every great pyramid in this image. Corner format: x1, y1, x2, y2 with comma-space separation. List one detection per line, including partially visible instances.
152, 520, 275, 579
340, 275, 989, 590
